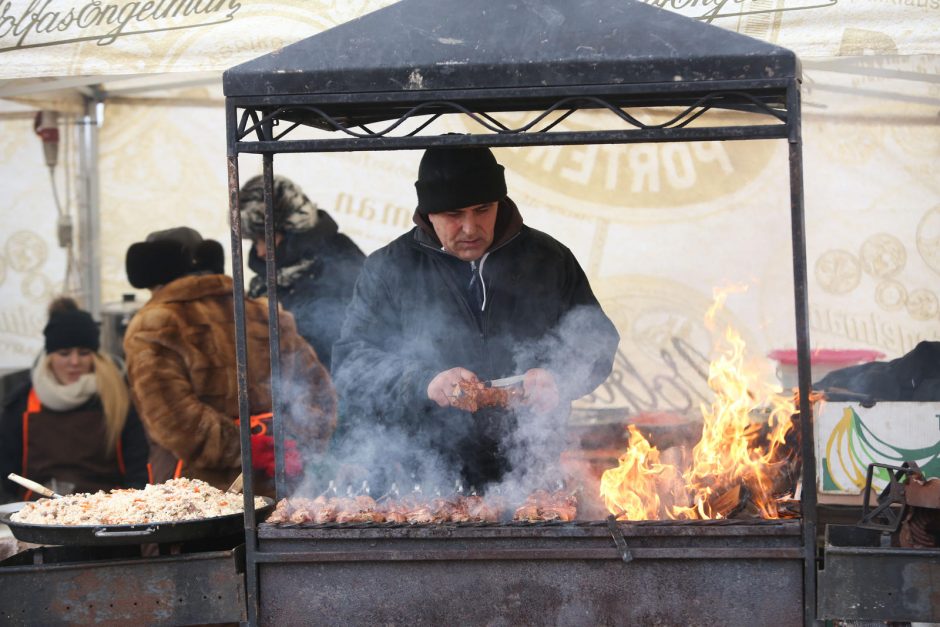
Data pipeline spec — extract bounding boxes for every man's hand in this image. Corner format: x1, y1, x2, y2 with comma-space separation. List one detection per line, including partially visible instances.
522, 368, 560, 414
427, 367, 479, 408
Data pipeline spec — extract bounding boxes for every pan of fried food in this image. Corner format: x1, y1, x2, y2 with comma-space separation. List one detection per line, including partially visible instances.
0, 477, 273, 546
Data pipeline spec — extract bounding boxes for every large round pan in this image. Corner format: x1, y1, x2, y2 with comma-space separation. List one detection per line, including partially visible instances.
0, 497, 274, 546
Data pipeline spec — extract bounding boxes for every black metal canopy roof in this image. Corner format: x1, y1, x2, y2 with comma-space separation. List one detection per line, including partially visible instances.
223, 0, 799, 99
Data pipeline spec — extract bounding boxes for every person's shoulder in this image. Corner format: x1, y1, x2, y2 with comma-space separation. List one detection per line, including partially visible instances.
126, 300, 180, 332
354, 230, 426, 289
334, 233, 366, 259
365, 229, 422, 263
514, 225, 572, 256
1, 373, 31, 414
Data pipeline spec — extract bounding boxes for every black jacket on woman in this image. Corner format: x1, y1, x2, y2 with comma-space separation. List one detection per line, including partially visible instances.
0, 379, 150, 500
248, 210, 365, 370
332, 199, 620, 487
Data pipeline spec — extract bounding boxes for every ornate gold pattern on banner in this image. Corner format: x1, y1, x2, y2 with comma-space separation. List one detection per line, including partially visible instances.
874, 280, 908, 313
860, 233, 906, 279
21, 271, 53, 300
906, 288, 939, 322
917, 205, 940, 276
815, 250, 862, 295
5, 231, 48, 274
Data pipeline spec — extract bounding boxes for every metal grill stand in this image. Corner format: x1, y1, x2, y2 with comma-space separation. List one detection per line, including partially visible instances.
222, 1, 813, 624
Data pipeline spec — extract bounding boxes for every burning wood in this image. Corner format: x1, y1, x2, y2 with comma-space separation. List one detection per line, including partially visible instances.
600, 287, 800, 521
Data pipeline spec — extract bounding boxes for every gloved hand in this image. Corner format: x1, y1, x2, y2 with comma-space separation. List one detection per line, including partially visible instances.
250, 434, 303, 478
283, 438, 303, 478
250, 434, 275, 476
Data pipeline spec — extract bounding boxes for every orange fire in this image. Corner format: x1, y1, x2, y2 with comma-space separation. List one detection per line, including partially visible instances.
600, 287, 796, 521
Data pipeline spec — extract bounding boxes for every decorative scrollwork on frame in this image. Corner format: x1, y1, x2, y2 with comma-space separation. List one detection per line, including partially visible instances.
235, 91, 786, 144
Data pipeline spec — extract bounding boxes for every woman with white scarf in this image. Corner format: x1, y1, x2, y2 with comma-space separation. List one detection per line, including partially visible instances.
0, 297, 149, 501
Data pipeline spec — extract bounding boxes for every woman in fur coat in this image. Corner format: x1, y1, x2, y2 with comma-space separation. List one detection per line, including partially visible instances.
122, 227, 336, 493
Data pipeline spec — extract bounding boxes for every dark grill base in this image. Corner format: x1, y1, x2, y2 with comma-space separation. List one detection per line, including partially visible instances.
819, 525, 940, 623
0, 543, 246, 626
258, 519, 804, 626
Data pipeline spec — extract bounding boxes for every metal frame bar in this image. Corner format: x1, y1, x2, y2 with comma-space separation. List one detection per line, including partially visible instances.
224, 78, 793, 107
225, 76, 812, 625
235, 124, 790, 154
251, 547, 805, 562
233, 91, 786, 143
785, 79, 817, 627
226, 103, 261, 627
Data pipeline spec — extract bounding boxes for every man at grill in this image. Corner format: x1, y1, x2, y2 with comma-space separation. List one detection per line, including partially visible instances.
332, 145, 620, 489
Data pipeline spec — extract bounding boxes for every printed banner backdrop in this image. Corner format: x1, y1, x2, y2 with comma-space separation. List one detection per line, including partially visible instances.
0, 0, 938, 79
0, 2, 938, 427
0, 113, 71, 369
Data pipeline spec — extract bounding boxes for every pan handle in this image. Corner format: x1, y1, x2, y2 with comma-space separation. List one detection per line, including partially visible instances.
93, 526, 158, 538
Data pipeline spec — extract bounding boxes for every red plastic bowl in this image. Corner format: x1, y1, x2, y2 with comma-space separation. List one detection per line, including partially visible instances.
766, 348, 885, 366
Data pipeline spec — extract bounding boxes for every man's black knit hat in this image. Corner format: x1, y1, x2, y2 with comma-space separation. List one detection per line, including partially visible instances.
43, 297, 99, 353
415, 146, 507, 214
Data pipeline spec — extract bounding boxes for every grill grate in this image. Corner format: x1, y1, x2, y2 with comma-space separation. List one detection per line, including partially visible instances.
263, 517, 798, 530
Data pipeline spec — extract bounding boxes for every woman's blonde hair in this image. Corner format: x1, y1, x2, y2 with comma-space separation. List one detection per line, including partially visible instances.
93, 353, 130, 453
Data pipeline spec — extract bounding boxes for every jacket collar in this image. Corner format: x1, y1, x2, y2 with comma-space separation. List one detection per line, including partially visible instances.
248, 209, 339, 272
148, 274, 233, 304
411, 197, 524, 253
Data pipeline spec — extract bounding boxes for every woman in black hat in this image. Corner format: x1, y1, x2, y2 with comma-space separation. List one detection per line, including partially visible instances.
0, 297, 149, 501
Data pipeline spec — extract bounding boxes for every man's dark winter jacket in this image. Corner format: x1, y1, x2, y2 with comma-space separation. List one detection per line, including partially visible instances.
332, 199, 620, 487
248, 210, 364, 369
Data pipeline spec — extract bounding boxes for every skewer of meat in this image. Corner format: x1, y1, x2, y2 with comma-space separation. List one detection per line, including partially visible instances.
335, 495, 385, 523
449, 380, 525, 412
512, 489, 578, 522
464, 495, 500, 522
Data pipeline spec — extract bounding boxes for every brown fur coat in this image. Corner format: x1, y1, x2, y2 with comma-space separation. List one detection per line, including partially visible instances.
124, 274, 336, 490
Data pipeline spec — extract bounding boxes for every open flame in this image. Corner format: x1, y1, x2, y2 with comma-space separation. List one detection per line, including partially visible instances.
600, 287, 797, 520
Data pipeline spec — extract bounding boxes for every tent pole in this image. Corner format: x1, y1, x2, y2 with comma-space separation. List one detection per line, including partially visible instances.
77, 90, 102, 317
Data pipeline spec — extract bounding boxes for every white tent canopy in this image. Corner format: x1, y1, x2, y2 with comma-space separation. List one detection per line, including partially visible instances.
1, 1, 938, 381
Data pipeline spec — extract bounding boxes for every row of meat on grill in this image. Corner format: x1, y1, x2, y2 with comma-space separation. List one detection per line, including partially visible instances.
267, 489, 578, 525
